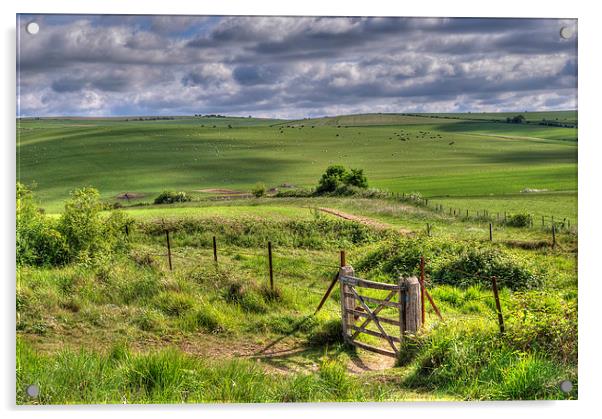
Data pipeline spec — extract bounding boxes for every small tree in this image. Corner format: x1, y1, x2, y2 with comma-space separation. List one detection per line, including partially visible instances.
316, 165, 348, 193
510, 115, 526, 124
345, 168, 368, 188
252, 182, 266, 198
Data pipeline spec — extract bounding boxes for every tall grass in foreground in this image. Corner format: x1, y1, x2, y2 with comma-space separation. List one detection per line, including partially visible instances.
399, 319, 577, 400
17, 339, 396, 404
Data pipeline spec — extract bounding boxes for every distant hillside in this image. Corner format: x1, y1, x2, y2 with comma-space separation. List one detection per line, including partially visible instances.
272, 111, 577, 128
275, 113, 466, 127
419, 111, 577, 127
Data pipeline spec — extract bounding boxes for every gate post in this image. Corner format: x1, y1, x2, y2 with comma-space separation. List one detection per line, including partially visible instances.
339, 265, 355, 343
399, 276, 422, 336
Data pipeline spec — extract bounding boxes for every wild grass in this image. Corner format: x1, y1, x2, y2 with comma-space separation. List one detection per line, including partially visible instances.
17, 338, 428, 404
16, 192, 577, 403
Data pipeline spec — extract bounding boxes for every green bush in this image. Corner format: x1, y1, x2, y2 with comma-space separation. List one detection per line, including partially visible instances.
505, 291, 577, 363
316, 165, 368, 194
345, 168, 368, 188
356, 237, 542, 290
153, 191, 191, 205
17, 184, 131, 267
436, 247, 543, 290
17, 183, 69, 266
251, 182, 266, 198
505, 213, 532, 228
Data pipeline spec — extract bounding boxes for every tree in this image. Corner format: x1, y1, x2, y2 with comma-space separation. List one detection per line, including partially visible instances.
316, 165, 348, 193
316, 165, 369, 194
345, 168, 368, 188
508, 114, 526, 124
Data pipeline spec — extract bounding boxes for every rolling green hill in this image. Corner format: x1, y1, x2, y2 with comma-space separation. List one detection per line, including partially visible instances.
17, 113, 577, 213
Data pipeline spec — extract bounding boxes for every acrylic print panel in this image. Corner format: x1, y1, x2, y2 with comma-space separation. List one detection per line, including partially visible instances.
16, 14, 578, 404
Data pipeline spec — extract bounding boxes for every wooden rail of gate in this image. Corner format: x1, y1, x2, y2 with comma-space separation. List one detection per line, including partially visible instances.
339, 265, 422, 358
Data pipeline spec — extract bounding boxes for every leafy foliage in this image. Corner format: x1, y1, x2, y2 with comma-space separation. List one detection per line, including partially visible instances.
316, 165, 369, 194
16, 183, 131, 267
505, 213, 532, 228
251, 182, 266, 198
357, 237, 543, 290
154, 191, 191, 205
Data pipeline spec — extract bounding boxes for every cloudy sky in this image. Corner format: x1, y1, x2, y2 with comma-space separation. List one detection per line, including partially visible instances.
17, 15, 577, 118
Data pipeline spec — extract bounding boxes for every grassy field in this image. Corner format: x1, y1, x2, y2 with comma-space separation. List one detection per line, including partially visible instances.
17, 113, 577, 214
17, 194, 578, 403
16, 111, 578, 403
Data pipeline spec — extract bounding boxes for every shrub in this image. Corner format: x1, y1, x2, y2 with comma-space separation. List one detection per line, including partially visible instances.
316, 165, 369, 194
505, 213, 532, 228
436, 247, 543, 290
316, 165, 347, 193
59, 188, 132, 263
345, 168, 368, 188
17, 184, 131, 266
251, 182, 266, 198
505, 291, 577, 363
356, 237, 542, 290
274, 188, 314, 198
17, 183, 69, 266
153, 191, 191, 205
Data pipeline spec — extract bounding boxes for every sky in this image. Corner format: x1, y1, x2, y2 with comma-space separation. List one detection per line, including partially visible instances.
16, 15, 578, 118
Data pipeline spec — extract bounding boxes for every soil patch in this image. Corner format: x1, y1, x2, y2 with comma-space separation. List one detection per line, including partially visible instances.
318, 207, 412, 235
115, 192, 145, 200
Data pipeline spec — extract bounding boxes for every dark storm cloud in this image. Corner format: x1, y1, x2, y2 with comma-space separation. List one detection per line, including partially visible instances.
17, 15, 577, 117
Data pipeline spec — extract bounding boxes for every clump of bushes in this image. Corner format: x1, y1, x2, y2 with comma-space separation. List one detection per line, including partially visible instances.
153, 191, 191, 204
356, 237, 543, 290
315, 165, 368, 194
17, 183, 132, 267
504, 213, 532, 228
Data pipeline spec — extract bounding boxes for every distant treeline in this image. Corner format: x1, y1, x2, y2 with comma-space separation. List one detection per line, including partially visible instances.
400, 113, 577, 128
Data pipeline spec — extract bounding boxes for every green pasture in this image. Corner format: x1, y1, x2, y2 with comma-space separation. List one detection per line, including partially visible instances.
17, 113, 577, 214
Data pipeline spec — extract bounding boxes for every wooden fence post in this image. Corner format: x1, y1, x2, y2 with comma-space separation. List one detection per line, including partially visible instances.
268, 241, 274, 291
491, 276, 505, 334
419, 257, 426, 326
165, 230, 172, 271
426, 223, 431, 237
339, 265, 355, 343
489, 223, 493, 241
552, 224, 557, 248
125, 224, 129, 237
212, 236, 218, 263
400, 277, 422, 334
340, 250, 346, 268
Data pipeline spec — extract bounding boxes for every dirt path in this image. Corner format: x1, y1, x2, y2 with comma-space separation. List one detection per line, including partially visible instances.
318, 207, 413, 235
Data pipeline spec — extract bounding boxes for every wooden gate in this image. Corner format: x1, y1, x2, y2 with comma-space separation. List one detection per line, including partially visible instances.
339, 266, 421, 358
